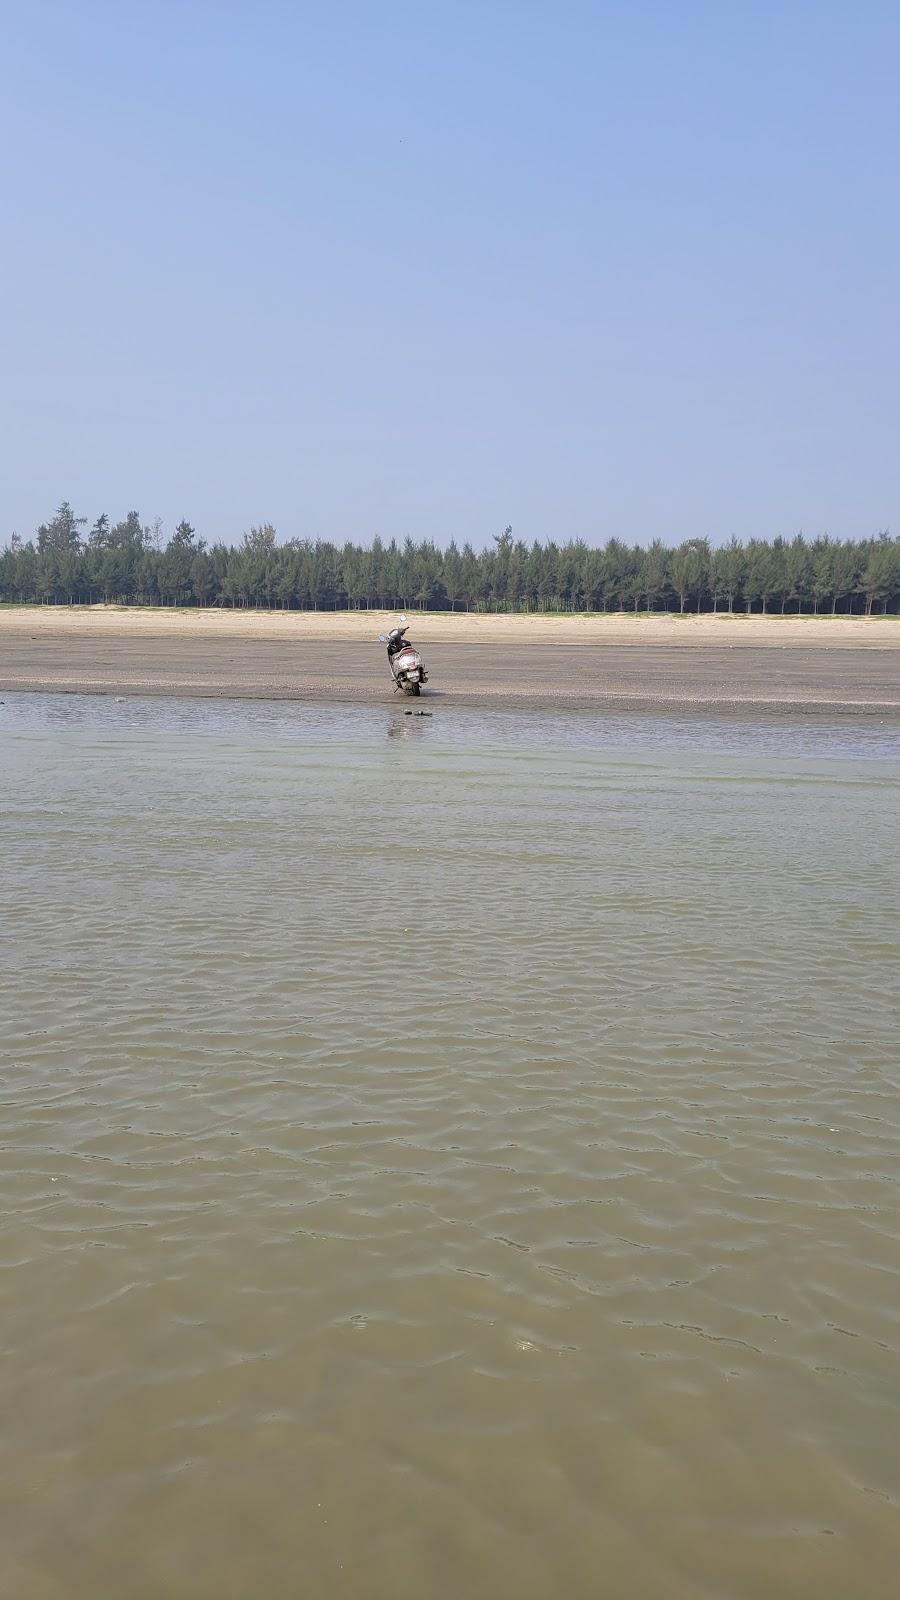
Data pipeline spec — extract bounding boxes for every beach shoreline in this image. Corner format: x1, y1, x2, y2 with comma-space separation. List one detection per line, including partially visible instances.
1, 605, 898, 714
2, 602, 899, 645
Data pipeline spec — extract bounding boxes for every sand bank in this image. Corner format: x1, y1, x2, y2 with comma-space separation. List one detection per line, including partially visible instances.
2, 603, 898, 646
1, 605, 898, 713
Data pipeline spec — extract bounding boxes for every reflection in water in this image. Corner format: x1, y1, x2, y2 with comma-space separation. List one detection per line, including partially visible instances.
387, 711, 435, 739
1, 693, 899, 1599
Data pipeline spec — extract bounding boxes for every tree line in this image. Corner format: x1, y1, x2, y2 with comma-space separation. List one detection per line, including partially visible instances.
2, 505, 899, 616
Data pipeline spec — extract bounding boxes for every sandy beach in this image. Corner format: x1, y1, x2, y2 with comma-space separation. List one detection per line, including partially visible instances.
1, 605, 898, 713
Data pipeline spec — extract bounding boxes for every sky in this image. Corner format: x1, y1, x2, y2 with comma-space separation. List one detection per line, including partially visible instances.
2, 0, 898, 548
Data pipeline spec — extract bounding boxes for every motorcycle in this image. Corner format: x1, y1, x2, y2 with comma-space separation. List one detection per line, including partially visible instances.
378, 615, 429, 696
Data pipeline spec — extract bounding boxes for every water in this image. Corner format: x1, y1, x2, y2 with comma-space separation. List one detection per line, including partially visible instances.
2, 694, 899, 1599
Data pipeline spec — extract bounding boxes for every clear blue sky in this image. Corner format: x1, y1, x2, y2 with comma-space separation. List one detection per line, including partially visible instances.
2, 1, 897, 548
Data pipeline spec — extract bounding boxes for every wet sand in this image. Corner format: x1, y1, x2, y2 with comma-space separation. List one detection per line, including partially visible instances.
1, 607, 898, 713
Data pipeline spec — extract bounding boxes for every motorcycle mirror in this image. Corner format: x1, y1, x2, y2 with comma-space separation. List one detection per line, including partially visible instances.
377, 634, 387, 642
399, 614, 407, 623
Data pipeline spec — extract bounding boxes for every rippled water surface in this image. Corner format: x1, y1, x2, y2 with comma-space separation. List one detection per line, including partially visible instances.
3, 695, 899, 1599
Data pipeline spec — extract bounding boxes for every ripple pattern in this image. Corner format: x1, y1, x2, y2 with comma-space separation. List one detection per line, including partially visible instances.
1, 694, 899, 1599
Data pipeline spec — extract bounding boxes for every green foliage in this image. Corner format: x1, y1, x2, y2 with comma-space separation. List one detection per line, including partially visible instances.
671, 539, 710, 613
2, 511, 898, 616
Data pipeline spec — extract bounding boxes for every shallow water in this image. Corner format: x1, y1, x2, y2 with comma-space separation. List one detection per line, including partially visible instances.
2, 694, 899, 1599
